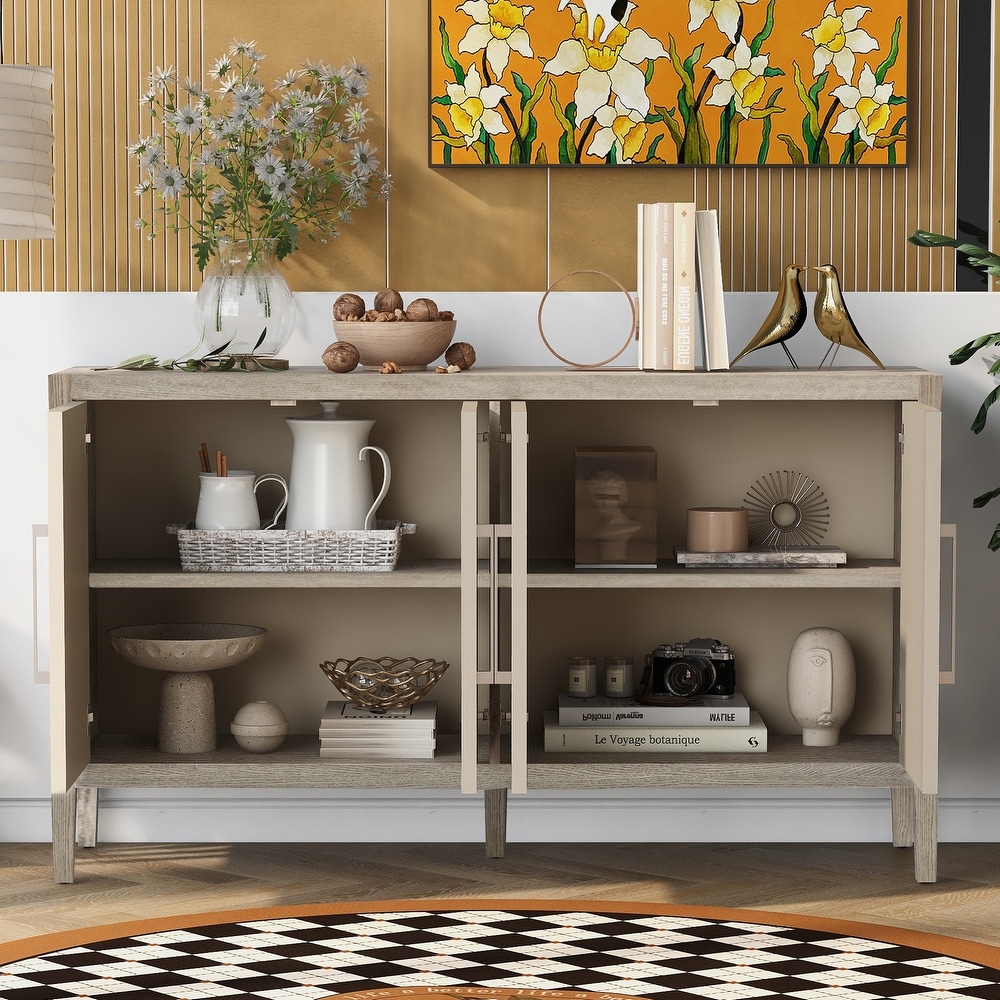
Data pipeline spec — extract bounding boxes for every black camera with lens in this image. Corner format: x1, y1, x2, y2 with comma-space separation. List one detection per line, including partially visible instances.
636, 638, 736, 704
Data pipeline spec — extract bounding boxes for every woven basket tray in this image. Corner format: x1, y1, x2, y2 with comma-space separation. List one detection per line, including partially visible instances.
168, 521, 416, 572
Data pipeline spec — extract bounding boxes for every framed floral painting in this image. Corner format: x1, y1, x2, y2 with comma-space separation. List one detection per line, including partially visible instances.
429, 0, 907, 166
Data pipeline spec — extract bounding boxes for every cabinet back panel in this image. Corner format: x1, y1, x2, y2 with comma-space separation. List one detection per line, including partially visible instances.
525, 401, 896, 560
527, 589, 894, 737
95, 589, 462, 736
92, 400, 462, 560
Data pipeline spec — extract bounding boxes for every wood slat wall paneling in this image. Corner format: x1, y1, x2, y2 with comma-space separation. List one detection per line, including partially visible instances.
0, 0, 965, 293
205, 0, 390, 294
390, 0, 547, 291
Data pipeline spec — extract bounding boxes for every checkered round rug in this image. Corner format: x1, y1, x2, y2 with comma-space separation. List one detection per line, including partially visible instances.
2, 902, 999, 1000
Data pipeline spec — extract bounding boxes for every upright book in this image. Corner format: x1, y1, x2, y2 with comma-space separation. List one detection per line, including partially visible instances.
543, 710, 767, 753
557, 691, 751, 727
637, 202, 696, 370
695, 208, 730, 370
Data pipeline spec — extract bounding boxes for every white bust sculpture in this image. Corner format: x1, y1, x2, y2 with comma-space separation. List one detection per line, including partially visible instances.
787, 626, 856, 746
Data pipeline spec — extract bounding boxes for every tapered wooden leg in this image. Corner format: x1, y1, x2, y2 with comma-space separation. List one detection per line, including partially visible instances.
77, 786, 98, 848
913, 791, 938, 883
52, 790, 77, 884
890, 786, 914, 847
485, 787, 507, 858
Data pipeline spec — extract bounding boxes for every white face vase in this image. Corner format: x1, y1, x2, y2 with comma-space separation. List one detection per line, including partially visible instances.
787, 626, 856, 746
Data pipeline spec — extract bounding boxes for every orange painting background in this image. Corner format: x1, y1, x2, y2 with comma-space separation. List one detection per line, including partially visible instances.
429, 0, 908, 166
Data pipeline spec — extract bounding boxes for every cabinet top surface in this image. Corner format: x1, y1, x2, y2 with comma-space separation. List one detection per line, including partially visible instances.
50, 366, 942, 407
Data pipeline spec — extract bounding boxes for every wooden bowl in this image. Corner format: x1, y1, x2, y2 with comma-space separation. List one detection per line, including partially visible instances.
333, 319, 456, 371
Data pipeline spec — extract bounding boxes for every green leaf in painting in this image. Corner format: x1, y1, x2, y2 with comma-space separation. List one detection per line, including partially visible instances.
438, 17, 464, 85
875, 17, 902, 84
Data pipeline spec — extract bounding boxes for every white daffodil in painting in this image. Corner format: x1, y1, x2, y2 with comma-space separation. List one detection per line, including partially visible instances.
457, 0, 534, 80
543, 2, 667, 120
803, 3, 878, 82
830, 64, 893, 147
688, 0, 760, 44
447, 64, 510, 147
705, 38, 771, 118
586, 98, 647, 161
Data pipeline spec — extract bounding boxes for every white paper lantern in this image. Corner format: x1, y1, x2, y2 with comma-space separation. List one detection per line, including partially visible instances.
0, 65, 55, 239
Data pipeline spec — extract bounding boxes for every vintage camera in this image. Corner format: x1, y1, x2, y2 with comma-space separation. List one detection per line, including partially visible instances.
636, 638, 736, 704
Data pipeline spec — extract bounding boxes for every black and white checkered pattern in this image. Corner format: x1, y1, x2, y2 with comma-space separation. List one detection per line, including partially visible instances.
2, 908, 999, 1000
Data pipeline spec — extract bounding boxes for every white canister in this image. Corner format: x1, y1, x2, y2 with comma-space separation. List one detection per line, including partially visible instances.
566, 656, 598, 698
787, 626, 856, 746
604, 656, 635, 697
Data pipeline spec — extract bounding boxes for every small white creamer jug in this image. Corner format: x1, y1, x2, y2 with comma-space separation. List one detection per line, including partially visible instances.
285, 402, 391, 530
195, 470, 288, 530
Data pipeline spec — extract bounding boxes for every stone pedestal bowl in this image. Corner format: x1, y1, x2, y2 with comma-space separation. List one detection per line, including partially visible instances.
108, 623, 267, 754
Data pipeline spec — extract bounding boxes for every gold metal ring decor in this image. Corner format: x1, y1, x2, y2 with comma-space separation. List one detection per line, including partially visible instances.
320, 656, 450, 711
537, 269, 638, 369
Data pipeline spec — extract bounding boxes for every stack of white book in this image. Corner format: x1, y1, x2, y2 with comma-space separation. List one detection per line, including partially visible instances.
318, 700, 437, 759
544, 692, 766, 753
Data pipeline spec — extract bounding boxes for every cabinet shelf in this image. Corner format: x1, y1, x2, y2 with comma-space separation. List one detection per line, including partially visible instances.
522, 559, 901, 589
524, 734, 911, 788
80, 734, 510, 790
89, 558, 462, 588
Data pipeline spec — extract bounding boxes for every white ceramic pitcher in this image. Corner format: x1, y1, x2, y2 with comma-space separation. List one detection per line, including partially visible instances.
285, 402, 391, 530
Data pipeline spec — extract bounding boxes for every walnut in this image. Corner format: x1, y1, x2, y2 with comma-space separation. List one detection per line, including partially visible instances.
375, 311, 395, 321
374, 288, 404, 313
333, 292, 366, 321
364, 309, 380, 321
379, 360, 403, 374
439, 310, 455, 321
445, 341, 476, 370
322, 341, 360, 373
405, 297, 439, 322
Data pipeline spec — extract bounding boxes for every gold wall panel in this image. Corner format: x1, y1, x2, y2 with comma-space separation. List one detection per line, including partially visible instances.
0, 0, 964, 293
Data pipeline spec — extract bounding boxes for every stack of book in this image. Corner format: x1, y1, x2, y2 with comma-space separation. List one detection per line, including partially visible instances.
636, 202, 729, 372
318, 700, 436, 758
543, 692, 766, 753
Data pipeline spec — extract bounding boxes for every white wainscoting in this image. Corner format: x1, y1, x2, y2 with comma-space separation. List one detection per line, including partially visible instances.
5, 289, 1000, 845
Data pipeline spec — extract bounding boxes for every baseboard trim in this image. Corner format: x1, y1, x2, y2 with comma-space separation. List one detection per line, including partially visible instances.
3, 791, 1000, 843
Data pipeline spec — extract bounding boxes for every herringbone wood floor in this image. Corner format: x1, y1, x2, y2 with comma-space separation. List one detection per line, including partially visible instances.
3, 842, 1000, 950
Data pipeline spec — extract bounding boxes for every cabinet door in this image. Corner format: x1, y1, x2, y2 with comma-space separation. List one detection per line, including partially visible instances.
48, 403, 92, 794
899, 400, 942, 795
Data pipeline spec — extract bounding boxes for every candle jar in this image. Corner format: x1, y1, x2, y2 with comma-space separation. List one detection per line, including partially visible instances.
604, 656, 635, 697
566, 656, 598, 697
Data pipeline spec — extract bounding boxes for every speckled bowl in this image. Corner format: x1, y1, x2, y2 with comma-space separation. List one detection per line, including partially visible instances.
108, 623, 267, 672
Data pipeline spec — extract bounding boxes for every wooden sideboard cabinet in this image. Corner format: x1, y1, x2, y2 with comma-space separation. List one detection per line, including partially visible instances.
48, 366, 942, 883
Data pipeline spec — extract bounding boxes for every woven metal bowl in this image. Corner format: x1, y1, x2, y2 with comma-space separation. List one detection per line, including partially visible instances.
320, 655, 449, 711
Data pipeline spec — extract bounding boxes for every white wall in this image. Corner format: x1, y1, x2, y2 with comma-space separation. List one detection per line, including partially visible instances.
4, 288, 999, 845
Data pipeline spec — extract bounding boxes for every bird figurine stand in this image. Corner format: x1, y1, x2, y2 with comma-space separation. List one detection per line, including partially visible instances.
731, 263, 884, 369
813, 263, 884, 369
731, 264, 807, 368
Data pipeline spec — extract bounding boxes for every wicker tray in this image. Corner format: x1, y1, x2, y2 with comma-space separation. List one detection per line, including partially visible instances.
168, 521, 416, 572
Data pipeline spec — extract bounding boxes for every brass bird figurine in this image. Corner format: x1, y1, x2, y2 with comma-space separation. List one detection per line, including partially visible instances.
813, 263, 884, 369
731, 263, 807, 368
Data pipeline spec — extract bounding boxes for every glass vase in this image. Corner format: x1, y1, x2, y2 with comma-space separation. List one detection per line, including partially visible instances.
194, 238, 294, 357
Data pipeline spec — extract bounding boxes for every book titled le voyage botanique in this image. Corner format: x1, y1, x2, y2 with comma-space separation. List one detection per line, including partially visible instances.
543, 710, 767, 753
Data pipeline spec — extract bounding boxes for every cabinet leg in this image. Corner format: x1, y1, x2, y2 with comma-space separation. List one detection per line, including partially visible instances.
77, 786, 98, 848
913, 791, 938, 883
890, 786, 914, 847
485, 787, 507, 858
51, 790, 77, 884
